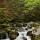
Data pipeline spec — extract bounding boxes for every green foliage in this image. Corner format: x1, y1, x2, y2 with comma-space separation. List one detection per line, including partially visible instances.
24, 0, 40, 13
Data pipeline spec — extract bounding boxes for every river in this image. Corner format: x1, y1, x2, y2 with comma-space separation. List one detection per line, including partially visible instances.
15, 26, 32, 40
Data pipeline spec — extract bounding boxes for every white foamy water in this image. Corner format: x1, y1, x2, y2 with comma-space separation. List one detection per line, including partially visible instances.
15, 30, 31, 40
15, 22, 34, 40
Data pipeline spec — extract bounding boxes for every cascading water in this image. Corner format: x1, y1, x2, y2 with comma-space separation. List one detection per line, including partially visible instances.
14, 22, 34, 40
15, 32, 31, 40
15, 28, 31, 40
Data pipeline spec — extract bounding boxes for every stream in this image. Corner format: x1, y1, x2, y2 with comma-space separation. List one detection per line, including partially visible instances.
15, 30, 31, 40
14, 22, 37, 40
14, 22, 33, 40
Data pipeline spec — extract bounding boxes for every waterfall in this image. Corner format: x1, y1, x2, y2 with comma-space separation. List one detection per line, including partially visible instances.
15, 31, 31, 40
15, 28, 31, 40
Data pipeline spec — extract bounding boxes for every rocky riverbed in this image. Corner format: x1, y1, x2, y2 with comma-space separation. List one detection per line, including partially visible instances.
9, 22, 40, 40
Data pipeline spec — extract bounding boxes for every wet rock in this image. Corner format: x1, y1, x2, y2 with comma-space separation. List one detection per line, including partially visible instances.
16, 32, 19, 37
25, 28, 28, 30
22, 37, 27, 40
27, 31, 32, 36
28, 26, 32, 29
23, 23, 27, 27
